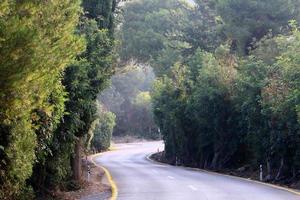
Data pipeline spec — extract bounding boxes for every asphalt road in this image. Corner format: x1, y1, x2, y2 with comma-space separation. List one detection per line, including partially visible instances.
94, 141, 300, 200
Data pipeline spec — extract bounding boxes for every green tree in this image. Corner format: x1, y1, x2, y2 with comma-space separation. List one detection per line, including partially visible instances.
82, 0, 117, 30
0, 0, 84, 198
45, 24, 115, 189
216, 0, 300, 54
120, 0, 220, 76
151, 63, 190, 163
123, 0, 300, 185
89, 102, 116, 152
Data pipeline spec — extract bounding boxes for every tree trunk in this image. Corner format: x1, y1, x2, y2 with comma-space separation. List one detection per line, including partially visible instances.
265, 158, 272, 181
204, 159, 208, 169
199, 153, 204, 168
211, 151, 220, 170
72, 137, 82, 181
275, 157, 284, 181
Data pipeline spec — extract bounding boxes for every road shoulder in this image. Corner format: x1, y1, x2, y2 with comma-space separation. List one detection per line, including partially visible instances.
147, 152, 300, 197
90, 153, 118, 200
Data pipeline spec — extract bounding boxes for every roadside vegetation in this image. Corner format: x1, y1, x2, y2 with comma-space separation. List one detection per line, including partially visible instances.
0, 0, 118, 199
120, 0, 300, 187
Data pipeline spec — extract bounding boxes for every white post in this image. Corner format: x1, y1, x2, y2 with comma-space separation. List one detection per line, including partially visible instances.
260, 164, 263, 181
158, 128, 161, 140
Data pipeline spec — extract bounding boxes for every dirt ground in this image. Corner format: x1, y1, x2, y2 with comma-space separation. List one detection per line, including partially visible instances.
56, 159, 111, 200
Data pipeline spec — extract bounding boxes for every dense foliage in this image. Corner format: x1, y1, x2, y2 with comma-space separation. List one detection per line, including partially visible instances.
216, 0, 300, 54
40, 0, 117, 190
87, 102, 116, 152
121, 0, 300, 183
0, 1, 84, 198
0, 0, 117, 198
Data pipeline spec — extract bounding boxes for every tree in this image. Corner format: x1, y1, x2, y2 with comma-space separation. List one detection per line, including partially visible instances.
151, 63, 190, 163
82, 0, 117, 30
216, 0, 300, 54
120, 0, 176, 61
119, 0, 220, 76
88, 102, 116, 152
144, 0, 300, 182
180, 0, 221, 54
41, 0, 117, 190
0, 0, 84, 198
260, 27, 300, 179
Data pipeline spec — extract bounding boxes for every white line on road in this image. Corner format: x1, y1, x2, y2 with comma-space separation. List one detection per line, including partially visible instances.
167, 176, 175, 180
188, 185, 198, 191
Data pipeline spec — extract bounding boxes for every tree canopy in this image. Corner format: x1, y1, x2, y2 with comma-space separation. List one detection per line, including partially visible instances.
0, 0, 117, 198
121, 0, 300, 183
0, 0, 84, 198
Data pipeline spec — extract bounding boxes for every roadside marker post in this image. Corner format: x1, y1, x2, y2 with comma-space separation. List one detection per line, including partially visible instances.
260, 164, 263, 181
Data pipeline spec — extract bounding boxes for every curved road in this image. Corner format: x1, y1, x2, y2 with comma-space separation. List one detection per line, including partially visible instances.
94, 141, 300, 200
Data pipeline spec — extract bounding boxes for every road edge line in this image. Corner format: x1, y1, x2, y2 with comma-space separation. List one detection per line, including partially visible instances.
146, 153, 300, 196
90, 153, 118, 200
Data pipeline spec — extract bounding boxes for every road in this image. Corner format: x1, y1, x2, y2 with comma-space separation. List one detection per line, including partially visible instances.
94, 141, 300, 200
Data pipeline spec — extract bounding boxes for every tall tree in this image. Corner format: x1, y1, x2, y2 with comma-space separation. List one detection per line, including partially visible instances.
44, 0, 117, 187
216, 0, 300, 54
145, 0, 300, 183
0, 0, 84, 198
120, 0, 220, 76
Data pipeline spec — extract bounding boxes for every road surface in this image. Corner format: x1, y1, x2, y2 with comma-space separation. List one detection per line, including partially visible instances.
94, 141, 300, 200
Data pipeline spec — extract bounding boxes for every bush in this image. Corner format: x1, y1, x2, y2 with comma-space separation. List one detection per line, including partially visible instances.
90, 103, 116, 152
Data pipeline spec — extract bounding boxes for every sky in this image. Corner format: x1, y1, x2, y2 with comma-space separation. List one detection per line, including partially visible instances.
185, 0, 196, 4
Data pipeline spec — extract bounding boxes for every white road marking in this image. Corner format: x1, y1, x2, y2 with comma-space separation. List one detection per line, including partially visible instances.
188, 185, 198, 191
167, 176, 175, 180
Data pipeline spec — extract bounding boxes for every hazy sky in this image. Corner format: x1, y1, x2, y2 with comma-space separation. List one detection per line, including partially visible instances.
184, 0, 196, 6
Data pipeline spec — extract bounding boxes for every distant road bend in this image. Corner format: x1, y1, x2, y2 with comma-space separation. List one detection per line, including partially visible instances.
94, 141, 300, 200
